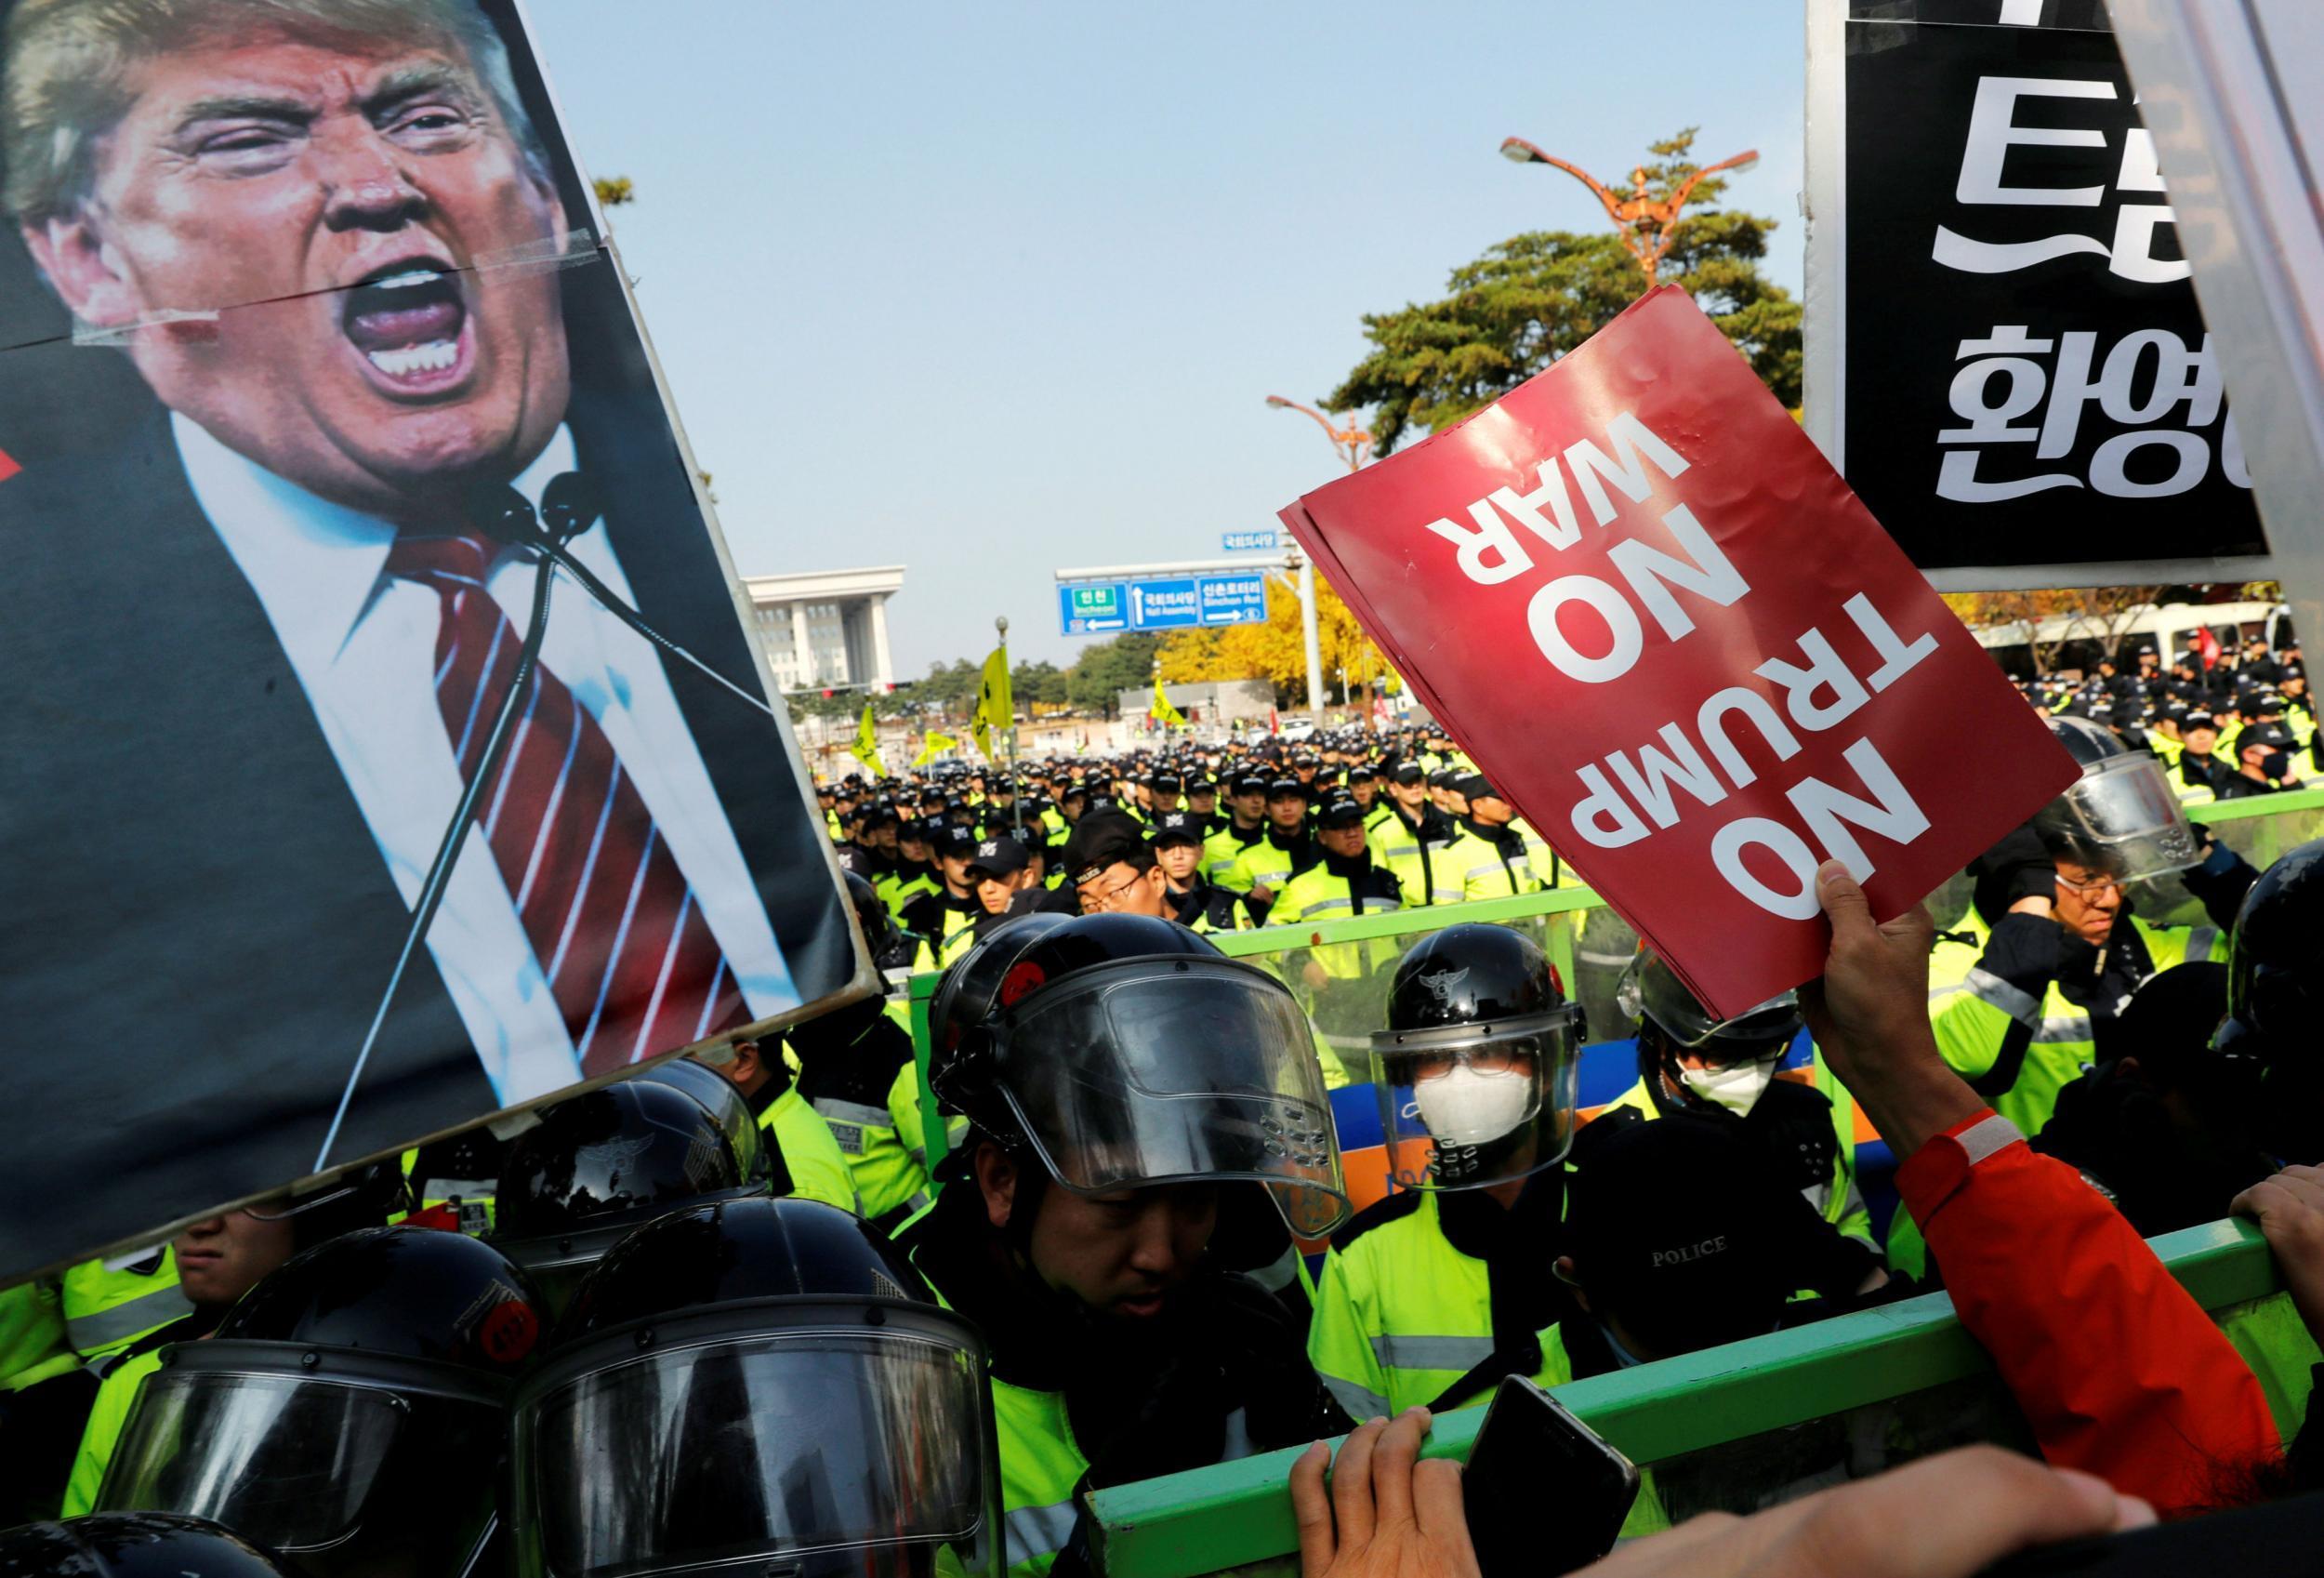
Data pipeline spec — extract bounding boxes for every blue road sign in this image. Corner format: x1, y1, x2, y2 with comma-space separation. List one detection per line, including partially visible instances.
1195, 574, 1270, 626
1061, 572, 1271, 635
1125, 577, 1202, 630
1058, 580, 1128, 636
1221, 530, 1278, 552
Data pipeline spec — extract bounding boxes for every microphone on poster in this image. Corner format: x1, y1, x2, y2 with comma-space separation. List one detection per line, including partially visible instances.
316, 475, 776, 1172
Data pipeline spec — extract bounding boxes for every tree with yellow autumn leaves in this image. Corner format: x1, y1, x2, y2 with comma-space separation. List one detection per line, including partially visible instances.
1155, 572, 1395, 708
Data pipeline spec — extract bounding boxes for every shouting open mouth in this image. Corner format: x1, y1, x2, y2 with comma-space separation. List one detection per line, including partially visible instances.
340, 260, 476, 396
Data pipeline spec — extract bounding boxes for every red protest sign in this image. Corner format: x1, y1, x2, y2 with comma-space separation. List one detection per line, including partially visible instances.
1279, 286, 2077, 1017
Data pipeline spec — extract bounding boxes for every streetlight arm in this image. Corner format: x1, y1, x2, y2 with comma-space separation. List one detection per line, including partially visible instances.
1499, 137, 1627, 227
1265, 394, 1344, 444
1657, 149, 1762, 248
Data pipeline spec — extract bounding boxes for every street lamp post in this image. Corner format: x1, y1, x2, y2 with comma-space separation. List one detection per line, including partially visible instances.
1264, 395, 1367, 719
1497, 137, 1760, 293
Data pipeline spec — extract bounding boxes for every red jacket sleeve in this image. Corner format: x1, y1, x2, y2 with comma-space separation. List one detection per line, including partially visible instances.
1899, 1109, 2279, 1517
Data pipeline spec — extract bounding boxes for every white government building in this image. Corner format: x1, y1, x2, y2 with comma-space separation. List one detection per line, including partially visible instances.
742, 566, 905, 695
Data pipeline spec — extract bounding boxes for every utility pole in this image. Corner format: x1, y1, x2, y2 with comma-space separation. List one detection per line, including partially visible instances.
1265, 395, 1366, 718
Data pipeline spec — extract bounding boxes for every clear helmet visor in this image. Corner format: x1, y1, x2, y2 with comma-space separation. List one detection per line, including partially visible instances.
519, 1327, 999, 1578
1369, 1009, 1582, 1191
100, 1366, 498, 1566
996, 958, 1350, 1237
1616, 953, 1802, 1053
2043, 753, 2201, 879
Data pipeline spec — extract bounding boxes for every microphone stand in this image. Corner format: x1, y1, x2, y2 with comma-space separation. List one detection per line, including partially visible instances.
314, 487, 782, 1171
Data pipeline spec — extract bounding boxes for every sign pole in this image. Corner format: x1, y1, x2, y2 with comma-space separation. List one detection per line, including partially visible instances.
1292, 549, 1325, 716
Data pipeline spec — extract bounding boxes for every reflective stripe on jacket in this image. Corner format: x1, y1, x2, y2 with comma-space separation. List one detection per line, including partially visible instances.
760, 1087, 865, 1214
1307, 1193, 1497, 1419
60, 1249, 190, 1361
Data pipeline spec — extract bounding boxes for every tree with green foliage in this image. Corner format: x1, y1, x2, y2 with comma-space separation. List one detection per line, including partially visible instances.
1326, 129, 1800, 454
1065, 633, 1161, 720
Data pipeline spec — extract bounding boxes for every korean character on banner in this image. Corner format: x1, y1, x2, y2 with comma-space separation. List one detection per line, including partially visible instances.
1934, 76, 2188, 285
2036, 328, 2221, 498
1935, 326, 2080, 502
1938, 327, 2251, 503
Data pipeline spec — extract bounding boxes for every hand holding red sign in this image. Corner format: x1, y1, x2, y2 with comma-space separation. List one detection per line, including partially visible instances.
1278, 287, 2077, 1017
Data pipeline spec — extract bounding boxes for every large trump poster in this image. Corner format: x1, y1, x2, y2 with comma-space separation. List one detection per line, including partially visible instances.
0, 0, 867, 1280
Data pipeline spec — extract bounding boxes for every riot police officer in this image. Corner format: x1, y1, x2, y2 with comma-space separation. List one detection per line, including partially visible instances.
510, 1197, 1001, 1578
1603, 948, 1880, 1260
905, 915, 1350, 1578
95, 1227, 547, 1577
1931, 717, 2247, 1145
2213, 837, 2324, 1163
62, 1165, 409, 1518
1307, 924, 1584, 1420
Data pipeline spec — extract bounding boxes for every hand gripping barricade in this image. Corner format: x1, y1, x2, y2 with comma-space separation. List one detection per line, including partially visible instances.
97, 1227, 547, 1578
1370, 925, 1585, 1191
511, 1197, 1002, 1578
929, 912, 1352, 1240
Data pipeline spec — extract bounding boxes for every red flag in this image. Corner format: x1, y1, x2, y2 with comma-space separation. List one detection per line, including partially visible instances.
1278, 287, 2075, 1016
1270, 706, 1281, 734
0, 447, 20, 484
2195, 626, 2222, 671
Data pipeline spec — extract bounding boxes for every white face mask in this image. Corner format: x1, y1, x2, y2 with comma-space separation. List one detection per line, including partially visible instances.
1412, 1064, 1536, 1147
1677, 1057, 1779, 1116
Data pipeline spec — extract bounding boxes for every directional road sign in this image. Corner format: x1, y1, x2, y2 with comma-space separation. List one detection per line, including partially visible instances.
1195, 573, 1269, 625
1058, 580, 1128, 636
1221, 530, 1278, 552
1058, 572, 1271, 636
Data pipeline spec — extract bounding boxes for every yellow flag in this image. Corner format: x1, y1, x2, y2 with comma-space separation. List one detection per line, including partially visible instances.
972, 646, 1013, 761
913, 731, 957, 767
851, 700, 887, 778
1152, 673, 1186, 728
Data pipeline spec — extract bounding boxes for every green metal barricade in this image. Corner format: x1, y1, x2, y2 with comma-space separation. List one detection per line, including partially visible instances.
1084, 1223, 2310, 1578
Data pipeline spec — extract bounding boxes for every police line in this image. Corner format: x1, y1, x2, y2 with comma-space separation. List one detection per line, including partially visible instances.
899, 781, 2324, 1184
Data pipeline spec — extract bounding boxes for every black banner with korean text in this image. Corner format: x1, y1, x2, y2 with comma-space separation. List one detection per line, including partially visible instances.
1804, 0, 2274, 586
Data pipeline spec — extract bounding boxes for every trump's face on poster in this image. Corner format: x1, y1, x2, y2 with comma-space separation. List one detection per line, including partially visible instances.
11, 0, 572, 518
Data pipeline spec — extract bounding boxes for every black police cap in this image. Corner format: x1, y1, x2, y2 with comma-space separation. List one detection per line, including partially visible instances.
1151, 812, 1204, 846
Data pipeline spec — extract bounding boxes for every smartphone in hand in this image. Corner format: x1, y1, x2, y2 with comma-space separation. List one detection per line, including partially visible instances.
1462, 1376, 1641, 1578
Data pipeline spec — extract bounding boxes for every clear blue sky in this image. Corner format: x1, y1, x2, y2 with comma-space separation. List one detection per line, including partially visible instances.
526, 2, 1808, 673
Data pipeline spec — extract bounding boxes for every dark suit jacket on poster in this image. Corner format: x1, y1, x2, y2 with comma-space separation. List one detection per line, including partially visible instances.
0, 260, 848, 1279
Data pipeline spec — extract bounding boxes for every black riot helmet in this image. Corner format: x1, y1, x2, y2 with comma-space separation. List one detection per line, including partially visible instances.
489, 1081, 765, 1311
0, 1515, 288, 1578
235, 1160, 409, 1251
98, 1228, 546, 1578
632, 1056, 780, 1193
928, 913, 1347, 1238
512, 1200, 1000, 1578
2030, 715, 2199, 880
1617, 947, 1804, 1119
1373, 925, 1584, 1191
2214, 838, 2324, 1160
844, 870, 915, 975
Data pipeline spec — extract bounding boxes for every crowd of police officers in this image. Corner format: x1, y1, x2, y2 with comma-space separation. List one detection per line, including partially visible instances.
7, 630, 2324, 1578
